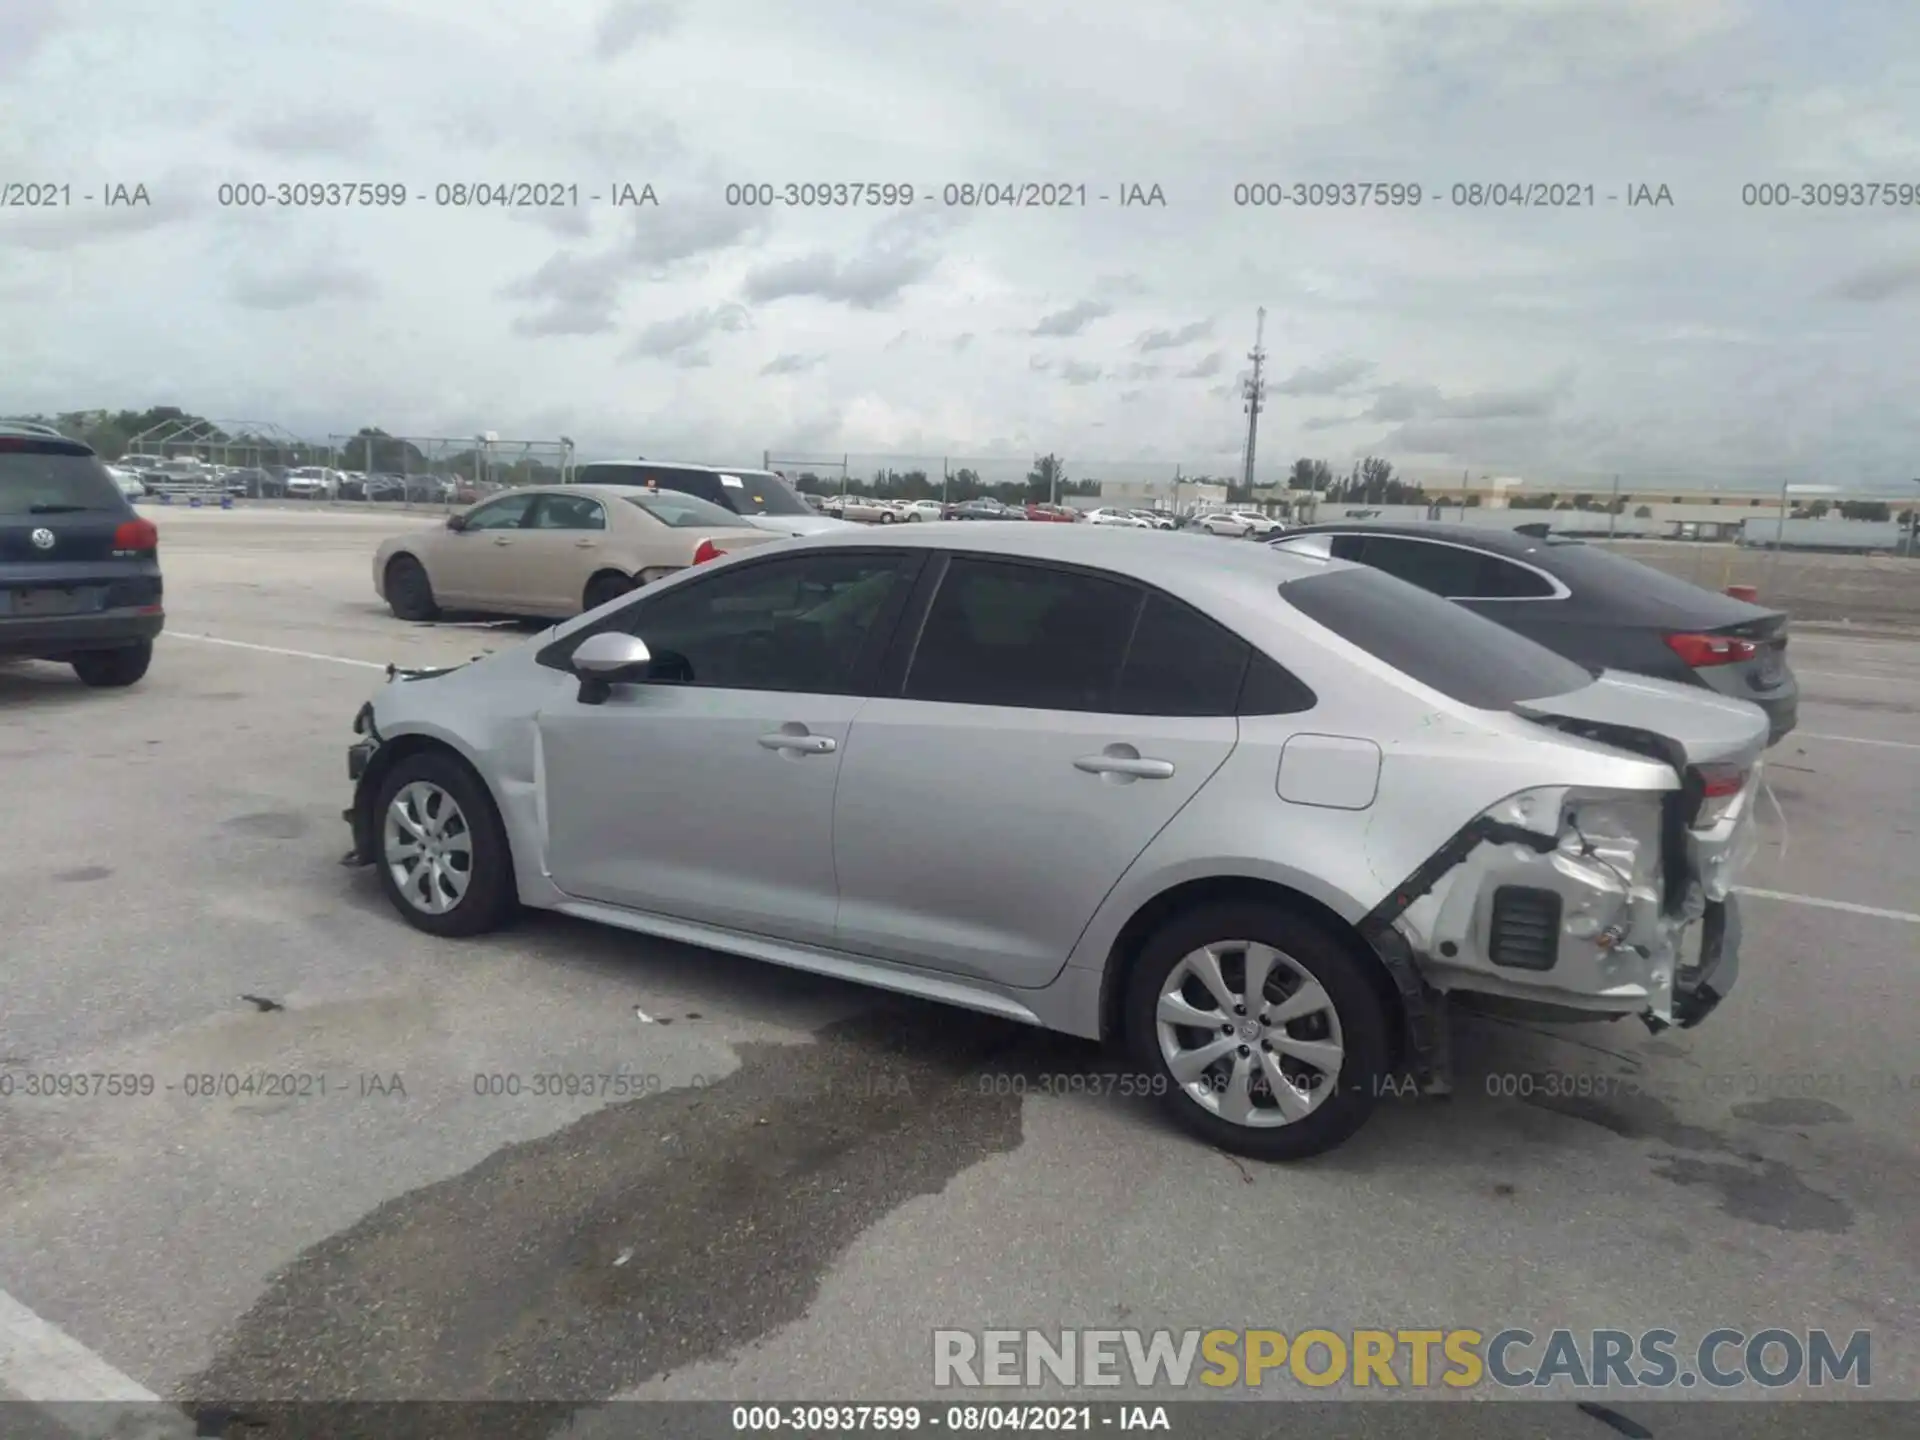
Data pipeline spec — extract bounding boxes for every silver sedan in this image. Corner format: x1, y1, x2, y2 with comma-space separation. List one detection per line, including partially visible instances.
341, 523, 1769, 1159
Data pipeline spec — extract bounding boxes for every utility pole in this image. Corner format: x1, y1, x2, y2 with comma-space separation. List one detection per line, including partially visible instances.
1241, 308, 1266, 496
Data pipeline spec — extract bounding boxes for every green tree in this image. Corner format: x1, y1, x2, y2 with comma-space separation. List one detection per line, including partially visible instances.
1026, 453, 1069, 504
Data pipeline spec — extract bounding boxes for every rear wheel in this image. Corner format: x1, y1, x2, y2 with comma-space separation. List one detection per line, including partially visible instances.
372, 750, 517, 937
71, 641, 152, 688
583, 570, 635, 612
385, 554, 439, 621
1125, 901, 1388, 1160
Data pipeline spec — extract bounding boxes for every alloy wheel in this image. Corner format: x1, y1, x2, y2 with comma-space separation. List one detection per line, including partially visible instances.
1155, 940, 1346, 1127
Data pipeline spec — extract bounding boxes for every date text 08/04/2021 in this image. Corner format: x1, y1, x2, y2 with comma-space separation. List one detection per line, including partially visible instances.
730, 1406, 1171, 1433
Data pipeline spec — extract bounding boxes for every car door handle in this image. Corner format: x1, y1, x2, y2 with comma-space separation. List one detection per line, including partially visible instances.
1075, 753, 1174, 779
574, 539, 597, 548
759, 732, 836, 755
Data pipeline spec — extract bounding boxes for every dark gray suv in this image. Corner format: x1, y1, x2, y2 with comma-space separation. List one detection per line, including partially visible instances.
0, 425, 164, 686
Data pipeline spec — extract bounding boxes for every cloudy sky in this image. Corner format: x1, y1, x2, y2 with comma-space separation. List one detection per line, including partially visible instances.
3, 0, 1919, 489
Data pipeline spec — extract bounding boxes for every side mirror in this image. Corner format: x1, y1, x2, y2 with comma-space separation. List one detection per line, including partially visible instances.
446, 513, 467, 531
569, 631, 652, 703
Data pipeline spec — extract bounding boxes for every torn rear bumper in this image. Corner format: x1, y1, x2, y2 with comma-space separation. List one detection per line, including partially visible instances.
1360, 781, 1753, 1068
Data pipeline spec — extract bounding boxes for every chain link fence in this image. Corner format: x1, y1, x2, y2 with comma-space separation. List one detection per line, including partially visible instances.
310, 435, 575, 509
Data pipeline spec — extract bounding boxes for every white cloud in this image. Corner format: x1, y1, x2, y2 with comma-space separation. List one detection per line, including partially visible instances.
2, 0, 1918, 487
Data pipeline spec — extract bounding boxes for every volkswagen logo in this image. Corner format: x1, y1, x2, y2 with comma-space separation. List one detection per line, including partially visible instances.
29, 528, 55, 550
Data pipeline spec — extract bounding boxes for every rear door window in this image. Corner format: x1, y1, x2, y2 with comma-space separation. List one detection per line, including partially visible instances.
0, 440, 127, 514
903, 558, 1140, 711
1280, 565, 1591, 708
1110, 592, 1250, 716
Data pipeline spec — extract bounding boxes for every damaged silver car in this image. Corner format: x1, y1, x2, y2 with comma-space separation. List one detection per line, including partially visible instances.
339, 525, 1767, 1160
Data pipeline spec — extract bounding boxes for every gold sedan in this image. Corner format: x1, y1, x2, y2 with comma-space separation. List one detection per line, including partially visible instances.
372, 484, 783, 621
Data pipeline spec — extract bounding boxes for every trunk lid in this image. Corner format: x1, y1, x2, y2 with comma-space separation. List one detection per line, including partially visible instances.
1511, 669, 1769, 771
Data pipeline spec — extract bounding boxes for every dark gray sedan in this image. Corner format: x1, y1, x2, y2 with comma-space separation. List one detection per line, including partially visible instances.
1271, 521, 1798, 743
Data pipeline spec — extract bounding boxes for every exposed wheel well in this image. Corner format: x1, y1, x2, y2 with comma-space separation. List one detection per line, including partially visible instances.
352, 735, 515, 892
1097, 876, 1404, 1063
384, 550, 423, 584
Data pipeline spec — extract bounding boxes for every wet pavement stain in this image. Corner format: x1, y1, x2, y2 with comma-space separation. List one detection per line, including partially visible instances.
1518, 1090, 1853, 1232
178, 1007, 1035, 1437
1732, 1097, 1853, 1127
1518, 1089, 1731, 1154
1650, 1155, 1854, 1233
223, 811, 311, 840
52, 865, 113, 882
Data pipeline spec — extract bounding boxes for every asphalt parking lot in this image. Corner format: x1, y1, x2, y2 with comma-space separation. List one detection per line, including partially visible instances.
1, 507, 1915, 1433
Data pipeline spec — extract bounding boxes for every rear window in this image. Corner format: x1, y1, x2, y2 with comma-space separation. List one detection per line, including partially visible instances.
1280, 565, 1591, 709
622, 491, 756, 529
0, 440, 127, 515
1536, 539, 1755, 612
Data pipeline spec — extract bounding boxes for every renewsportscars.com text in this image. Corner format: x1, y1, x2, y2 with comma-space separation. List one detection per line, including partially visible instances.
933, 1327, 1871, 1391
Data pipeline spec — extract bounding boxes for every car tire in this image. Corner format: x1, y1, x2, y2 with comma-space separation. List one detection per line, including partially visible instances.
70, 641, 153, 688
583, 571, 635, 612
385, 554, 440, 622
1125, 901, 1389, 1161
371, 749, 517, 938
878, 511, 896, 524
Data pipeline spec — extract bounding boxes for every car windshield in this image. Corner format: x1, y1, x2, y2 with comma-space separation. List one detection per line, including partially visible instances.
0, 440, 126, 514
1280, 564, 1592, 709
622, 491, 757, 528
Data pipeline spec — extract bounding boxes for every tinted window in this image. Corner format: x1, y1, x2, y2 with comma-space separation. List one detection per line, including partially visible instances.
1273, 534, 1334, 559
607, 552, 908, 693
1280, 566, 1591, 709
1238, 652, 1318, 715
904, 558, 1140, 711
0, 440, 127, 514
527, 493, 605, 529
714, 470, 811, 517
1532, 539, 1747, 611
644, 468, 731, 508
462, 493, 535, 530
622, 491, 755, 529
1474, 556, 1556, 598
1111, 593, 1250, 716
1352, 537, 1489, 595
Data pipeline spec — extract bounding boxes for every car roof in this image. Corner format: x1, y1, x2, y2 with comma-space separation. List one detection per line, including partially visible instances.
756, 518, 1332, 588
0, 422, 91, 449
579, 459, 778, 477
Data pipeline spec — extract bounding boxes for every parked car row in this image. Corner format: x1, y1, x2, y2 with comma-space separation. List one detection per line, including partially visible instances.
343, 518, 1772, 1162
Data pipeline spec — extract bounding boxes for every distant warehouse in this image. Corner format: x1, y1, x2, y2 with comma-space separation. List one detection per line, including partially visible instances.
1740, 517, 1909, 552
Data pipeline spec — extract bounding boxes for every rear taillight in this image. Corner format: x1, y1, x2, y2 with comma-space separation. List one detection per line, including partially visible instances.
1691, 762, 1749, 827
112, 518, 158, 554
1664, 631, 1756, 666
691, 539, 724, 565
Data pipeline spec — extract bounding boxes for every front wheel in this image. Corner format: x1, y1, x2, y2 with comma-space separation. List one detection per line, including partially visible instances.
71, 640, 152, 688
371, 750, 518, 938
1125, 901, 1389, 1161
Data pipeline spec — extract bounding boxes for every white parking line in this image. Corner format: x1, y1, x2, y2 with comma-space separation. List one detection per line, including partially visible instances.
1734, 887, 1920, 924
1795, 730, 1920, 752
161, 632, 385, 670
0, 1289, 198, 1438
1793, 667, 1920, 683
